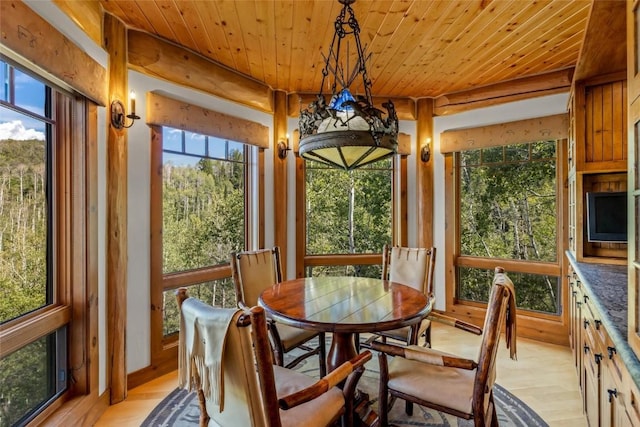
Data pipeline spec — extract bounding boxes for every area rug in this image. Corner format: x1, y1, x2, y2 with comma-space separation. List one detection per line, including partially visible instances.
141, 351, 548, 427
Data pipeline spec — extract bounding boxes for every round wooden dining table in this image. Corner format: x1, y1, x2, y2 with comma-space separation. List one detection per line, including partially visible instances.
258, 276, 432, 372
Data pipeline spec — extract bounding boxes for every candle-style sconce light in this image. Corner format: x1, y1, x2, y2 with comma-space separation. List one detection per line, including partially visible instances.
277, 133, 291, 159
420, 137, 432, 162
111, 91, 140, 129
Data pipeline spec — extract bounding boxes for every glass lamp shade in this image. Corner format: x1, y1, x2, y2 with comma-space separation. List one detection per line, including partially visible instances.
299, 129, 396, 170
298, 89, 398, 170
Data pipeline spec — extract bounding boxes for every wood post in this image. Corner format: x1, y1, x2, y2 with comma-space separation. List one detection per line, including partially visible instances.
104, 13, 128, 404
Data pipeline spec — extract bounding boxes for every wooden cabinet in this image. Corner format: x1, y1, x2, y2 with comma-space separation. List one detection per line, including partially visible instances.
568, 259, 640, 427
568, 76, 628, 266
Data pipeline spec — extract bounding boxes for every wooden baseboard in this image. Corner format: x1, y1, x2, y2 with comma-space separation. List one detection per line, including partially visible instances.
37, 391, 109, 426
128, 357, 178, 390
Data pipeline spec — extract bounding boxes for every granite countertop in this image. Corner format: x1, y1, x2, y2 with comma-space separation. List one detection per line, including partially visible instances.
566, 251, 640, 389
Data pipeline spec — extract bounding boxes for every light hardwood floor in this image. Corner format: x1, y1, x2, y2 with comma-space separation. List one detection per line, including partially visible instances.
95, 322, 587, 426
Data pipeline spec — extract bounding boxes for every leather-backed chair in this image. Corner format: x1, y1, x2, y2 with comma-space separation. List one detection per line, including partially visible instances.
376, 244, 436, 346
231, 247, 327, 377
177, 288, 371, 427
371, 266, 518, 427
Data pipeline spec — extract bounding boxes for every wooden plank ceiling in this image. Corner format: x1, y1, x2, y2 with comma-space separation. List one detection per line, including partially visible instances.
95, 0, 592, 99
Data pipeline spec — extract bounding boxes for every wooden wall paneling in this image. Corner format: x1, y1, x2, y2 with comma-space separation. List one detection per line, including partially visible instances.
127, 30, 273, 113
416, 99, 434, 248
0, 1, 107, 106
582, 79, 628, 172
145, 92, 269, 148
273, 91, 288, 275
574, 81, 587, 171
103, 13, 128, 404
613, 81, 626, 161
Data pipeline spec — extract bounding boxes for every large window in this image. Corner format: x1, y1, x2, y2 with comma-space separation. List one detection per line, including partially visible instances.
0, 60, 91, 426
147, 106, 265, 381
455, 140, 561, 315
161, 129, 247, 333
303, 157, 397, 277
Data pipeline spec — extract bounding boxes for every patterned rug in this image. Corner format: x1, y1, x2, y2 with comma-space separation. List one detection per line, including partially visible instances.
141, 348, 548, 427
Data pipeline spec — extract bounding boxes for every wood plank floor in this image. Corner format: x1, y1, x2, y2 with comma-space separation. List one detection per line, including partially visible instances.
95, 322, 587, 426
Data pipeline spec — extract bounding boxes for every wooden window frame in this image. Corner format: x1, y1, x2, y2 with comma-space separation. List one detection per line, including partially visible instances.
442, 116, 570, 345
294, 137, 409, 277
0, 68, 98, 423
139, 95, 267, 387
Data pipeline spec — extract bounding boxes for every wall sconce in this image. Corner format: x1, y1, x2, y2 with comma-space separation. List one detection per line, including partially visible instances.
277, 133, 291, 159
421, 138, 432, 162
111, 91, 140, 129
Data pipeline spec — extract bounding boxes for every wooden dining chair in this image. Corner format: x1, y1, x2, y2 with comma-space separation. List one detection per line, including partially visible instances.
371, 266, 518, 427
177, 288, 371, 427
231, 247, 327, 377
363, 245, 436, 348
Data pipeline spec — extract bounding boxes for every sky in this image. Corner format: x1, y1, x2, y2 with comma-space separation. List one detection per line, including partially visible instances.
1, 60, 46, 141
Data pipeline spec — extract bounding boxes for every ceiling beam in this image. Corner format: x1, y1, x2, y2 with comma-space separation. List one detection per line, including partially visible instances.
434, 68, 574, 116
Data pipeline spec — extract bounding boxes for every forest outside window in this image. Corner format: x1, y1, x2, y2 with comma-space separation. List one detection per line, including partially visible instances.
160, 129, 248, 336
303, 157, 395, 277
456, 140, 561, 315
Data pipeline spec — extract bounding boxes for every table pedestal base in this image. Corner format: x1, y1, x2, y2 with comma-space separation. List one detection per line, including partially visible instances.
327, 332, 359, 372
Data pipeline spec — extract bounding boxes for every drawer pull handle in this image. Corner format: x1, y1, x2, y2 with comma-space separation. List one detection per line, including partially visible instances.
594, 353, 603, 364
583, 295, 589, 303
584, 344, 590, 354
608, 346, 617, 359
584, 319, 590, 329
608, 388, 618, 402
576, 301, 582, 307
572, 291, 577, 297
594, 319, 602, 330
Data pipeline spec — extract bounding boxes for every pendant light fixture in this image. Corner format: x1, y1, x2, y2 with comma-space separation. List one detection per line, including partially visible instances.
298, 0, 398, 171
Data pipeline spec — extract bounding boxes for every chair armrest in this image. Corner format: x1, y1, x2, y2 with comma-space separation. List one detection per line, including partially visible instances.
370, 341, 477, 370
278, 350, 372, 410
427, 312, 482, 335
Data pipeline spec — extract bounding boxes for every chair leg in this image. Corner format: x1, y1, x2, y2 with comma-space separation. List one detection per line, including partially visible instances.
423, 325, 431, 348
319, 332, 327, 377
354, 333, 360, 353
405, 400, 413, 416
378, 354, 390, 427
490, 394, 499, 427
196, 389, 210, 427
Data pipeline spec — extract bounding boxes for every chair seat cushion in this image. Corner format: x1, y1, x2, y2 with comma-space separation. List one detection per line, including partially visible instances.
274, 365, 345, 427
387, 346, 476, 415
276, 323, 319, 351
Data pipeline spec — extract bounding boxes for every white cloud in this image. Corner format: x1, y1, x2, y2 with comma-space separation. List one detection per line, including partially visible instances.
0, 120, 45, 141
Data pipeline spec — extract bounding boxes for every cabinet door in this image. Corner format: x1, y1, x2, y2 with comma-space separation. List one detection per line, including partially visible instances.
583, 336, 601, 427
628, 0, 640, 361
